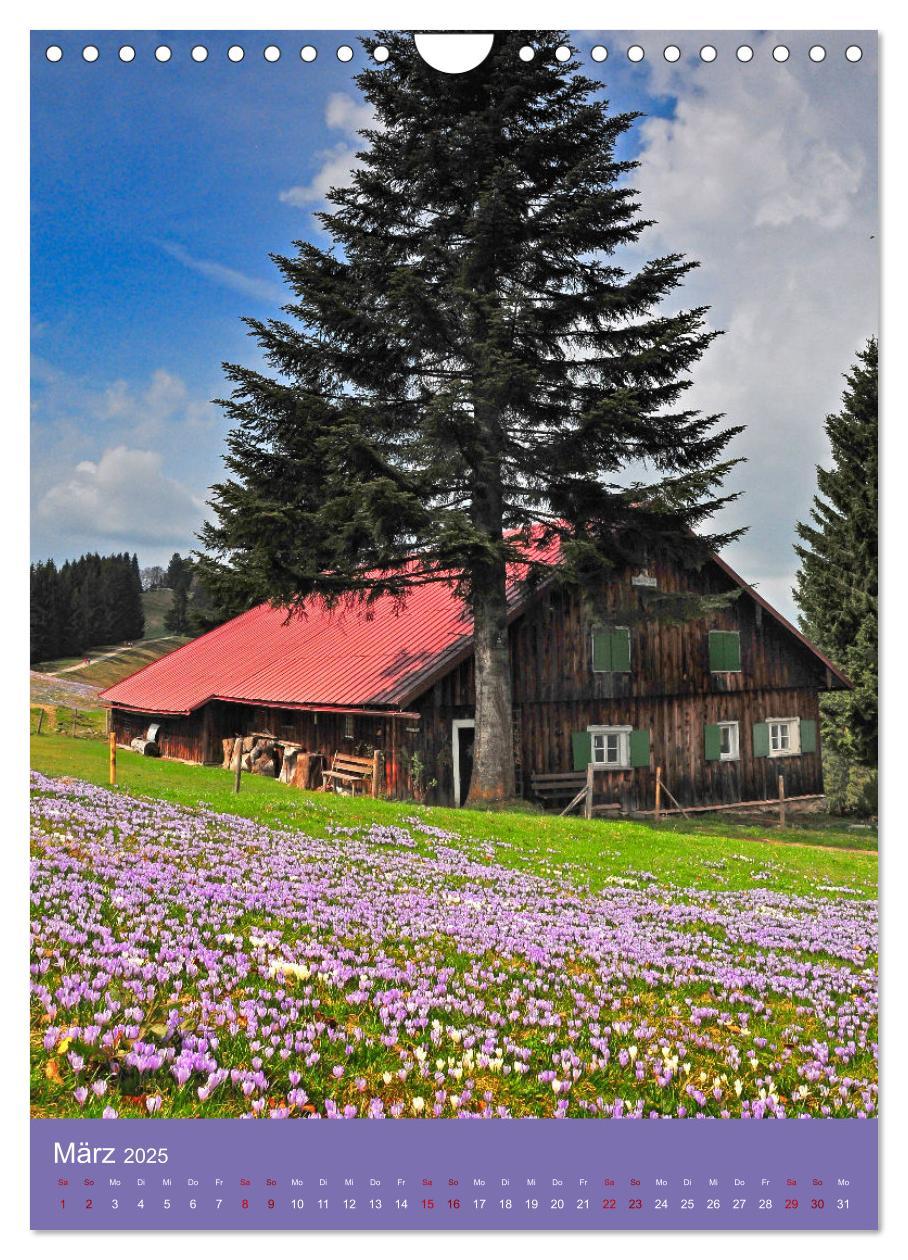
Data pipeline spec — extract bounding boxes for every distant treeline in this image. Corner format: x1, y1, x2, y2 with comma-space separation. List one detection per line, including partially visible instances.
30, 552, 145, 664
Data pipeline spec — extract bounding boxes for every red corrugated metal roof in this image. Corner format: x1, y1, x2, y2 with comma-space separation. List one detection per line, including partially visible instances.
101, 535, 850, 716
100, 536, 562, 716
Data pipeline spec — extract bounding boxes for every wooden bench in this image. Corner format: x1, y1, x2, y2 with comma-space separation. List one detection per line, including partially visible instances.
529, 770, 587, 805
322, 750, 382, 797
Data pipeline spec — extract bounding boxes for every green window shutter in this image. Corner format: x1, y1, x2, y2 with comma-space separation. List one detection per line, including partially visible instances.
752, 722, 770, 757
800, 719, 817, 753
592, 628, 631, 672
571, 730, 592, 770
704, 723, 722, 761
725, 632, 741, 672
611, 628, 631, 672
709, 630, 742, 671
629, 729, 650, 768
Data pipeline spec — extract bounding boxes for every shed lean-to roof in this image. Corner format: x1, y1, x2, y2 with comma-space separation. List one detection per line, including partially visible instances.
100, 535, 562, 717
101, 538, 850, 717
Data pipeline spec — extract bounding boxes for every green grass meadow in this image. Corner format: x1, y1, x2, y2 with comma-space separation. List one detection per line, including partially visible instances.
31, 727, 877, 899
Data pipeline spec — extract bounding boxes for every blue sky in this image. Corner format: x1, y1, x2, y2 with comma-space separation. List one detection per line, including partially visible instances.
31, 30, 877, 619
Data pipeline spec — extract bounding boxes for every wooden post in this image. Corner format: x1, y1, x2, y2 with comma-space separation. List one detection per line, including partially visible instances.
778, 773, 786, 828
36, 709, 44, 735
585, 761, 594, 820
654, 766, 662, 821
108, 731, 117, 786
232, 736, 244, 795
70, 709, 77, 736
371, 749, 382, 798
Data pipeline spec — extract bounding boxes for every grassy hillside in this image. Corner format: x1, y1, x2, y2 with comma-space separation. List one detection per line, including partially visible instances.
33, 636, 188, 691
141, 587, 175, 639
30, 731, 877, 892
29, 671, 100, 713
66, 638, 188, 689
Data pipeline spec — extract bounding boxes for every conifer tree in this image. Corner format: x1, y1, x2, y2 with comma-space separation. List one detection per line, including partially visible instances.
200, 30, 742, 802
30, 559, 60, 663
794, 338, 877, 770
164, 553, 194, 634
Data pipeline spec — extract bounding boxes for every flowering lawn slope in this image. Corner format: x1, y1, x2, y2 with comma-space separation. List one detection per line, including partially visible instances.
30, 772, 877, 1120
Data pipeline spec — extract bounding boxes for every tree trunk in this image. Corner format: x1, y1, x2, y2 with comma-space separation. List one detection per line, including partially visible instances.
466, 555, 515, 804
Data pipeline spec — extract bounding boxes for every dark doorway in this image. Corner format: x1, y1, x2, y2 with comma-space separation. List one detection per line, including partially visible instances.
455, 722, 475, 806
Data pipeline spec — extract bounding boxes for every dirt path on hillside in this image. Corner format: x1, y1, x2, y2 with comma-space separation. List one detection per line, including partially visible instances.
51, 636, 182, 676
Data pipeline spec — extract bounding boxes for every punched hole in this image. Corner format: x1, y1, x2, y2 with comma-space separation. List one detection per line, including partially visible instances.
736, 45, 754, 63
337, 45, 354, 62
591, 45, 607, 63
555, 45, 571, 62
773, 45, 790, 63
119, 46, 136, 63
518, 45, 535, 62
191, 46, 208, 62
82, 45, 99, 62
300, 45, 317, 63
700, 45, 717, 63
45, 45, 63, 62
228, 45, 245, 63
373, 45, 389, 63
414, 33, 495, 74
264, 45, 280, 63
155, 46, 172, 63
809, 45, 826, 63
628, 45, 645, 63
845, 45, 863, 63
663, 45, 681, 63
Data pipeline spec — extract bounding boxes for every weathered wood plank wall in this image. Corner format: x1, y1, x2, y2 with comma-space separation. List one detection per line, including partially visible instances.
111, 558, 834, 810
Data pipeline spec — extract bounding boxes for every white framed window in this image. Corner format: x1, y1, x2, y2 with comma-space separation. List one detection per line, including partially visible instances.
767, 717, 800, 757
344, 714, 354, 740
588, 724, 631, 769
718, 720, 739, 761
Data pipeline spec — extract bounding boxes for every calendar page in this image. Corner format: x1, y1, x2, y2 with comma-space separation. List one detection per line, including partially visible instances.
29, 27, 879, 1232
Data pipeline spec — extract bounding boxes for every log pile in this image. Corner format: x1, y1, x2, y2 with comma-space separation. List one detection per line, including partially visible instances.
220, 736, 282, 778
220, 737, 325, 788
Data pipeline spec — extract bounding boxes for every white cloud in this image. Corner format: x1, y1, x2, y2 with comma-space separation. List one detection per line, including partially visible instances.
324, 92, 376, 134
31, 363, 223, 562
279, 141, 363, 208
621, 31, 878, 618
37, 445, 205, 548
160, 241, 284, 305
279, 92, 378, 211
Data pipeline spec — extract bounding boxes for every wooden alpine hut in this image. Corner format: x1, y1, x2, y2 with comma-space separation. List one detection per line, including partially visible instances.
102, 533, 849, 814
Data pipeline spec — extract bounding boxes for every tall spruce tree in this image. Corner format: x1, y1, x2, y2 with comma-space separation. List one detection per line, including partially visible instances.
200, 30, 742, 802
794, 338, 878, 771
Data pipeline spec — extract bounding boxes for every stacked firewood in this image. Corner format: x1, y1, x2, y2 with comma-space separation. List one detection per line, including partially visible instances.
220, 737, 325, 788
220, 736, 283, 778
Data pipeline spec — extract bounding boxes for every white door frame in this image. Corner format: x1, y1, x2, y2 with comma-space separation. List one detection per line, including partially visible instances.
451, 718, 476, 807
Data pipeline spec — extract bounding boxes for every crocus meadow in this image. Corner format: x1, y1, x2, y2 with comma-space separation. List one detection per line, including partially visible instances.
30, 772, 877, 1120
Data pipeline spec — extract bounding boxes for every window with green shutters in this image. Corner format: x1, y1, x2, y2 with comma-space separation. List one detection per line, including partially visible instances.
591, 626, 631, 673
705, 721, 739, 761
708, 630, 742, 672
571, 726, 649, 770
752, 718, 816, 757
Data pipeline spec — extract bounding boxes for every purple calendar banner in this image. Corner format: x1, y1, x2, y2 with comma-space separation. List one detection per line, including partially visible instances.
31, 1118, 877, 1230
